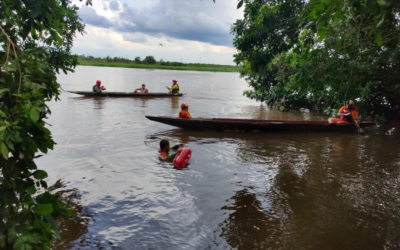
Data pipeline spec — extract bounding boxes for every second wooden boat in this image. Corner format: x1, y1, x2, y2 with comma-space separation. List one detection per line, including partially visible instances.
145, 116, 376, 132
68, 91, 184, 97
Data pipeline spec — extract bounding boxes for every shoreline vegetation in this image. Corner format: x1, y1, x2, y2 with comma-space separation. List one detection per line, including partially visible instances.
77, 55, 241, 73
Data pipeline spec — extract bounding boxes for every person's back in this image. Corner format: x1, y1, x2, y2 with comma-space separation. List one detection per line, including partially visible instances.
179, 103, 191, 119
93, 84, 100, 93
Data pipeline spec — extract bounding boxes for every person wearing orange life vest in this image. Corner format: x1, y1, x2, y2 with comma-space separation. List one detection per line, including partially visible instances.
167, 79, 179, 94
328, 100, 360, 124
93, 80, 106, 93
179, 103, 191, 119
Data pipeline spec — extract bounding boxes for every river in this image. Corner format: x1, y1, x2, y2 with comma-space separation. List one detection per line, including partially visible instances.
37, 66, 400, 250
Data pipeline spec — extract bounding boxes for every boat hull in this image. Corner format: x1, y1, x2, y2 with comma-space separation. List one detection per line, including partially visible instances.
145, 116, 376, 132
68, 91, 184, 97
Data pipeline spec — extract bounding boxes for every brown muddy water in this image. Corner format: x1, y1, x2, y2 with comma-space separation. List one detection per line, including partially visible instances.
38, 66, 400, 250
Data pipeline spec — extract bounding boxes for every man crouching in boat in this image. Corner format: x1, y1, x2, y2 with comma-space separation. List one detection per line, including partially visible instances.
328, 100, 359, 124
133, 84, 149, 94
93, 80, 106, 93
159, 140, 183, 162
179, 103, 191, 119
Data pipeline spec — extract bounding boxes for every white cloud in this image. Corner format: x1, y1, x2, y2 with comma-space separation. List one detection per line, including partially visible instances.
72, 0, 243, 65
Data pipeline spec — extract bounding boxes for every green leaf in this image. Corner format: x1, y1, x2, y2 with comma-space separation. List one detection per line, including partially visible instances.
34, 218, 54, 235
33, 204, 53, 215
1, 142, 9, 160
14, 132, 23, 143
27, 186, 37, 195
0, 110, 6, 118
377, 14, 385, 27
237, 0, 244, 9
377, 0, 390, 7
5, 140, 14, 151
44, 215, 60, 238
13, 233, 43, 250
30, 108, 39, 122
375, 33, 383, 46
40, 180, 48, 189
33, 170, 48, 180
0, 88, 10, 95
318, 29, 326, 42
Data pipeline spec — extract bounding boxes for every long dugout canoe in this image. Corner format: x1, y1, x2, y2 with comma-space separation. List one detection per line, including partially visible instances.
68, 91, 184, 97
145, 116, 376, 132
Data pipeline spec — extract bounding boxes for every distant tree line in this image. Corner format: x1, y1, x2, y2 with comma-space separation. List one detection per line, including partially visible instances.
78, 55, 230, 67
79, 55, 157, 64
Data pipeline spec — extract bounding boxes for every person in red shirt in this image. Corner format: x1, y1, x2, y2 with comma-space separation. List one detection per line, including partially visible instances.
329, 100, 359, 124
179, 103, 191, 119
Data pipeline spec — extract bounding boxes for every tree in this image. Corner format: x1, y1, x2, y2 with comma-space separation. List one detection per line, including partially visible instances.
143, 56, 157, 64
134, 57, 141, 63
0, 0, 85, 249
231, 0, 306, 109
232, 0, 400, 118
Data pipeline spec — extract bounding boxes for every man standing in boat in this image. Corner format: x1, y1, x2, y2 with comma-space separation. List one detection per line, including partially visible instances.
167, 80, 179, 94
179, 103, 191, 119
328, 100, 360, 124
133, 84, 149, 94
93, 80, 106, 93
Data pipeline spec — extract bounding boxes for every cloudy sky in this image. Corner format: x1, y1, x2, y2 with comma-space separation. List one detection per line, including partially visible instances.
72, 0, 243, 65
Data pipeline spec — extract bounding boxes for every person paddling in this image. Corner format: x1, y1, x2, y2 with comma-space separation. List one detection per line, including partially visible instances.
158, 140, 183, 162
328, 100, 364, 134
167, 80, 179, 94
179, 103, 191, 119
93, 80, 106, 93
133, 84, 149, 94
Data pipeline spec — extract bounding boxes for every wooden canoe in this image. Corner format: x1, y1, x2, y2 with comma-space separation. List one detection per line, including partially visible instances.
145, 116, 376, 132
68, 91, 184, 97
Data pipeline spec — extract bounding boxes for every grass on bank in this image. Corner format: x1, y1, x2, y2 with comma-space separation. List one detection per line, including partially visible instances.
78, 59, 242, 73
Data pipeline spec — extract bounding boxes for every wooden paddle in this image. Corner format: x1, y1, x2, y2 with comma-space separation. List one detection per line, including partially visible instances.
166, 86, 172, 94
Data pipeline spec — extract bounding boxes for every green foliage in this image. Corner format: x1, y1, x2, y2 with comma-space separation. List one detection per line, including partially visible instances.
143, 56, 157, 64
233, 0, 400, 118
232, 0, 306, 108
0, 0, 84, 249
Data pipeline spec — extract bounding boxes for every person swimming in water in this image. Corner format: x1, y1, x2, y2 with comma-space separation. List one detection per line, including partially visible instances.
158, 139, 183, 162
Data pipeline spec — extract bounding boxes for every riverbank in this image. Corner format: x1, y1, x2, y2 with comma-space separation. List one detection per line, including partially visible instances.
78, 59, 241, 73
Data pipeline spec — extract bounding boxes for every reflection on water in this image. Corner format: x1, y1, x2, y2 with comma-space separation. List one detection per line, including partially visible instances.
36, 67, 400, 250
152, 129, 400, 250
93, 98, 105, 110
171, 97, 179, 109
220, 189, 283, 250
